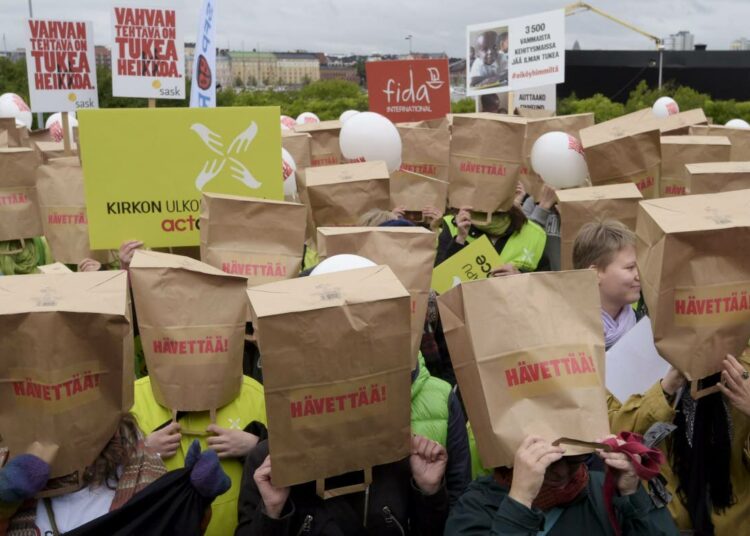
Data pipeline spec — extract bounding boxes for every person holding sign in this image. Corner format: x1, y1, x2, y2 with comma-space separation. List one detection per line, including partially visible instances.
436, 206, 548, 273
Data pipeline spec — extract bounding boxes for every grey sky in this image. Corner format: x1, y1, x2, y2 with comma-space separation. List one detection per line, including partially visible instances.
1, 0, 747, 56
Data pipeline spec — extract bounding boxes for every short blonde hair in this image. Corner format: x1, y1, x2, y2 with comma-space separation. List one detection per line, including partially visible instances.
358, 208, 395, 227
572, 220, 636, 270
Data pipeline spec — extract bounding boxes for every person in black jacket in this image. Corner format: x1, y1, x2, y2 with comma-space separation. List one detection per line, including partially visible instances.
235, 435, 449, 535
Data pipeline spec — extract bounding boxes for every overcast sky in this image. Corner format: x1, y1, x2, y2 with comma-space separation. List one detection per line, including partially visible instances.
2, 0, 747, 56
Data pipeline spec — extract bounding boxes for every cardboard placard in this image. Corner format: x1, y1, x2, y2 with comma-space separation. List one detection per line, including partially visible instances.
431, 235, 503, 294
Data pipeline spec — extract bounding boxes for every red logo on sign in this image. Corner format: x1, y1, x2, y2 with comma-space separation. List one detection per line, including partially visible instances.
366, 59, 451, 122
197, 55, 212, 90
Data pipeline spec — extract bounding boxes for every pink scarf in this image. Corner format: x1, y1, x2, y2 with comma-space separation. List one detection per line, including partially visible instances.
602, 305, 637, 348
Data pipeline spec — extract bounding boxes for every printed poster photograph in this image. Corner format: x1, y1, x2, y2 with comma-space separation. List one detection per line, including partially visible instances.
110, 6, 186, 99
79, 106, 282, 249
24, 18, 99, 112
366, 58, 451, 122
466, 9, 565, 97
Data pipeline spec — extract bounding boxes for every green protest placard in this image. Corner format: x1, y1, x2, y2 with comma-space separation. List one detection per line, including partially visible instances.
431, 235, 503, 294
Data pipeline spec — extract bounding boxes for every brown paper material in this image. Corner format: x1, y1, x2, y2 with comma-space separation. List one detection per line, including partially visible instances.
521, 113, 595, 199
32, 140, 79, 163
437, 270, 609, 468
37, 262, 74, 274
689, 124, 750, 161
248, 265, 412, 488
282, 131, 312, 171
300, 161, 390, 229
0, 118, 24, 148
637, 191, 750, 380
36, 156, 109, 264
0, 271, 133, 479
0, 147, 43, 241
389, 170, 449, 213
685, 162, 750, 195
659, 135, 731, 197
609, 108, 707, 136
580, 117, 661, 199
129, 250, 247, 411
293, 120, 342, 167
556, 183, 643, 270
200, 193, 307, 286
449, 113, 526, 213
317, 226, 437, 362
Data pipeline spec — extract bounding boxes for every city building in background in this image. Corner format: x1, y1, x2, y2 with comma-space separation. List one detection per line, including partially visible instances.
731, 37, 750, 50
664, 31, 695, 51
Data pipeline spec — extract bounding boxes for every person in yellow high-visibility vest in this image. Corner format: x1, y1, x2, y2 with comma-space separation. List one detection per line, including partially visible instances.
436, 206, 548, 274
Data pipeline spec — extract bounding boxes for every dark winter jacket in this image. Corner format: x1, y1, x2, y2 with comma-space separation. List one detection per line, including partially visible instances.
235, 441, 449, 536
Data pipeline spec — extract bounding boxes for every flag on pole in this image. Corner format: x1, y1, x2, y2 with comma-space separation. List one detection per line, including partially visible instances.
190, 0, 216, 107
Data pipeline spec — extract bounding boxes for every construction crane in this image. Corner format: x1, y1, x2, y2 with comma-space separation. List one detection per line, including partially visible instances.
565, 2, 665, 88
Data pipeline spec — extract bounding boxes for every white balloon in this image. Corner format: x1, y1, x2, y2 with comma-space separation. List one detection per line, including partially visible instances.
280, 115, 296, 129
311, 254, 376, 276
0, 93, 33, 128
339, 110, 360, 123
652, 96, 679, 118
725, 118, 750, 130
339, 112, 402, 173
45, 112, 79, 142
281, 147, 297, 197
296, 112, 320, 125
530, 131, 589, 189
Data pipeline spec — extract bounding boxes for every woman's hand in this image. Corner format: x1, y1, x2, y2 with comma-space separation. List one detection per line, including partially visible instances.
537, 184, 557, 211
118, 240, 143, 270
455, 207, 472, 245
144, 422, 181, 459
206, 425, 260, 459
254, 455, 290, 519
490, 263, 521, 277
77, 258, 101, 272
422, 205, 444, 232
718, 354, 750, 417
508, 436, 565, 508
410, 434, 448, 495
597, 436, 639, 496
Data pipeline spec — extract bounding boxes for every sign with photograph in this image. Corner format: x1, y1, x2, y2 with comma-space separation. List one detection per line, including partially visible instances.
466, 9, 565, 97
366, 59, 451, 122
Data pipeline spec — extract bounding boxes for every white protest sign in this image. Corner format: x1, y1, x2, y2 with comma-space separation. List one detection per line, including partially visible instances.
25, 19, 99, 112
466, 9, 565, 97
515, 84, 557, 112
111, 6, 185, 99
605, 317, 671, 402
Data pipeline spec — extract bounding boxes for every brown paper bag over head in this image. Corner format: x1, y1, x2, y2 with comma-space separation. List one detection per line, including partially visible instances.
300, 161, 390, 230
449, 113, 526, 214
0, 271, 133, 480
200, 192, 307, 286
129, 250, 247, 412
36, 156, 110, 265
521, 113, 595, 199
0, 147, 43, 241
637, 190, 750, 381
389, 170, 449, 214
556, 183, 643, 271
283, 131, 315, 238
293, 120, 342, 167
0, 118, 25, 148
248, 265, 412, 488
685, 162, 750, 195
437, 270, 609, 468
690, 124, 750, 161
659, 135, 731, 197
580, 115, 661, 199
317, 226, 436, 363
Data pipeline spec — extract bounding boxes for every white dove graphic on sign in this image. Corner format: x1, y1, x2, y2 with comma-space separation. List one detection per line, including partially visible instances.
190, 122, 262, 191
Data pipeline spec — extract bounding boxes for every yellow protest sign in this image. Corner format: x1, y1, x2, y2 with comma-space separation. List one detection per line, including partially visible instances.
431, 235, 503, 294
79, 107, 282, 249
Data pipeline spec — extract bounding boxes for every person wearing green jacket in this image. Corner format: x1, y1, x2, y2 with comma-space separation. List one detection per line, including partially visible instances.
446, 435, 679, 535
